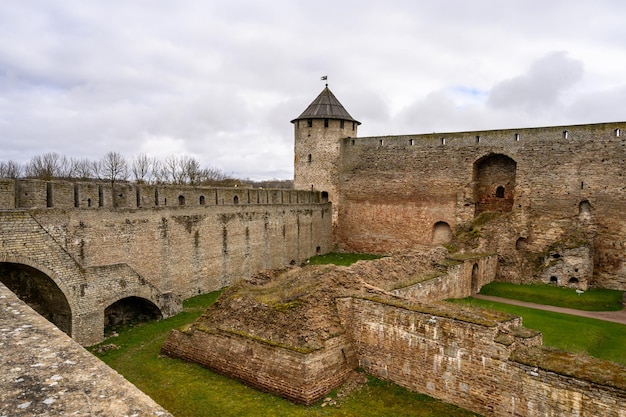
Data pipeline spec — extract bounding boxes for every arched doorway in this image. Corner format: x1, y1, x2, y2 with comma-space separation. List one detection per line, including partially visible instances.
474, 153, 517, 215
0, 262, 72, 335
471, 263, 480, 294
432, 221, 452, 245
104, 296, 163, 332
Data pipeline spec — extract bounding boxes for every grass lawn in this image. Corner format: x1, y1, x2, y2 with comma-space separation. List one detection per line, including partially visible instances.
478, 282, 624, 311
306, 252, 383, 267
92, 290, 481, 417
449, 297, 626, 366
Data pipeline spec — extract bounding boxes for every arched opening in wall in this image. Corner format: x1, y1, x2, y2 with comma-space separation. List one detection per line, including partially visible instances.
104, 297, 163, 333
233, 195, 239, 205
473, 153, 517, 216
0, 262, 72, 336
471, 263, 479, 294
568, 277, 579, 285
321, 191, 329, 203
178, 195, 185, 206
432, 221, 452, 245
579, 200, 592, 221
87, 198, 92, 207
515, 237, 527, 250
550, 276, 558, 284
199, 195, 206, 205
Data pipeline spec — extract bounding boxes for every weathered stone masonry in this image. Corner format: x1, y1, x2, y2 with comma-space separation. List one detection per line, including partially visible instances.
0, 180, 330, 344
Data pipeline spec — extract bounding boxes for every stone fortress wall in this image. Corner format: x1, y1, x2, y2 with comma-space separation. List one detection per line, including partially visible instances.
0, 179, 331, 344
335, 122, 626, 290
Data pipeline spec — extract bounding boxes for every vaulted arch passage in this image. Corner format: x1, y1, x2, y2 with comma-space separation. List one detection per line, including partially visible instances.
474, 153, 517, 215
0, 263, 72, 335
104, 296, 163, 332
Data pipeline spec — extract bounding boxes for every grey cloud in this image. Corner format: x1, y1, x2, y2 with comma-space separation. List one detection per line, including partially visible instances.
487, 52, 584, 112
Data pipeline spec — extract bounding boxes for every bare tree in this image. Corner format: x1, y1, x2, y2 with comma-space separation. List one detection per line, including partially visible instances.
25, 152, 63, 180
70, 158, 93, 180
164, 155, 185, 185
181, 155, 201, 185
100, 151, 128, 184
0, 160, 22, 178
131, 153, 153, 184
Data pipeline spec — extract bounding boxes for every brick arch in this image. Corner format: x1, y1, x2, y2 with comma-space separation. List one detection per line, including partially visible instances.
0, 255, 74, 336
104, 296, 163, 330
473, 153, 517, 215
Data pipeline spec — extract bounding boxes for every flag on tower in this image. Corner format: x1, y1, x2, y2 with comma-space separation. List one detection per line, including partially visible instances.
321, 75, 327, 80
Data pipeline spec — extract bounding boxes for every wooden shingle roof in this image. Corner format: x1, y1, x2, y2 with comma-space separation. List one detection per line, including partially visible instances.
291, 86, 360, 124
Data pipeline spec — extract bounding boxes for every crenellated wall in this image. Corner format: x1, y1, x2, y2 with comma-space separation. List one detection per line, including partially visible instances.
0, 181, 331, 345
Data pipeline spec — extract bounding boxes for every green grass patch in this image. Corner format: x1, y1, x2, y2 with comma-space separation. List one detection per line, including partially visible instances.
479, 282, 624, 311
91, 289, 481, 417
450, 297, 626, 366
306, 252, 383, 267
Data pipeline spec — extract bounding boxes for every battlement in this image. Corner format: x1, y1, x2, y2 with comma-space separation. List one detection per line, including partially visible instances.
347, 121, 624, 148
0, 179, 325, 210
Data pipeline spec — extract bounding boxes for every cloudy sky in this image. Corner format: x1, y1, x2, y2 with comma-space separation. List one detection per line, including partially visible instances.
1, 1, 625, 180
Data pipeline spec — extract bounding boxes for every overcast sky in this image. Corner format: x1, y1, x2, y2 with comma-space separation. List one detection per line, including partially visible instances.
1, 1, 625, 180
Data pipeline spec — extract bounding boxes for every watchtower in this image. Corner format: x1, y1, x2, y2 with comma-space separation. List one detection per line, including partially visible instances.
291, 85, 360, 223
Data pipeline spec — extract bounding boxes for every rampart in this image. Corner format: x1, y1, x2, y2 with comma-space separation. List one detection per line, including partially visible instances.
337, 121, 626, 289
0, 282, 173, 416
0, 179, 331, 344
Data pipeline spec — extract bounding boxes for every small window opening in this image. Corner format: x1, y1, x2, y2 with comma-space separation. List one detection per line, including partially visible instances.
563, 130, 569, 139
616, 128, 621, 137
316, 246, 321, 254
475, 135, 480, 144
409, 139, 415, 146
324, 118, 329, 128
233, 195, 239, 205
178, 195, 185, 206
99, 185, 104, 207
307, 119, 312, 127
46, 183, 53, 208
340, 120, 344, 129
495, 186, 505, 198
515, 133, 520, 141
550, 276, 558, 284
441, 137, 446, 145
569, 277, 579, 284
352, 122, 355, 130
581, 181, 584, 190
379, 139, 384, 146
199, 195, 206, 205
307, 154, 312, 163
87, 198, 92, 207
551, 253, 561, 259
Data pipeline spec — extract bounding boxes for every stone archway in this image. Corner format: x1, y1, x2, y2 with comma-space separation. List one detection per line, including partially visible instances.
473, 153, 517, 215
0, 262, 72, 335
104, 296, 163, 332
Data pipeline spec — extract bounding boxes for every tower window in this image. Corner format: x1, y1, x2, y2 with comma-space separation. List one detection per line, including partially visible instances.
441, 137, 446, 145
496, 186, 505, 198
616, 128, 621, 137
351, 139, 355, 145
379, 139, 384, 146
324, 118, 329, 128
340, 120, 344, 129
475, 135, 480, 143
409, 139, 415, 146
515, 133, 520, 141
307, 154, 312, 163
563, 130, 569, 139
307, 119, 312, 127
352, 122, 355, 130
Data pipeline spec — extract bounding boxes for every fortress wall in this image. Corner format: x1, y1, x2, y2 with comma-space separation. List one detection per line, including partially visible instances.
0, 179, 15, 208
337, 122, 626, 286
31, 202, 332, 300
338, 297, 626, 417
392, 255, 498, 301
161, 329, 357, 405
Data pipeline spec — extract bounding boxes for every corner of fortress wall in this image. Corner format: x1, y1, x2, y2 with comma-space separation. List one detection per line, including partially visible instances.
0, 282, 174, 416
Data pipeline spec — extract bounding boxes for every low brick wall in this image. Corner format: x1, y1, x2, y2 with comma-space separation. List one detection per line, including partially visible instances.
0, 283, 172, 416
161, 328, 357, 405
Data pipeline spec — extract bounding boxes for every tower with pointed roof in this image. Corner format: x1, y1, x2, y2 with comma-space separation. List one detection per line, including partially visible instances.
291, 85, 360, 224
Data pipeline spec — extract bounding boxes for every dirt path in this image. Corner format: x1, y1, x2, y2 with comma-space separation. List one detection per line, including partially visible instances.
473, 294, 626, 325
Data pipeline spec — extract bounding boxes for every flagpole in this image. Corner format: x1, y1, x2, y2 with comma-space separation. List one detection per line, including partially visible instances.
321, 75, 328, 87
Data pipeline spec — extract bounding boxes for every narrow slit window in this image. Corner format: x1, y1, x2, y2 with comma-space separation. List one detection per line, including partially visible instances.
496, 186, 505, 198
307, 154, 312, 163
340, 120, 344, 129
616, 128, 621, 137
379, 139, 384, 146
307, 119, 312, 127
409, 139, 415, 146
475, 135, 480, 144
563, 130, 569, 139
441, 137, 446, 145
515, 133, 520, 141
324, 118, 329, 128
